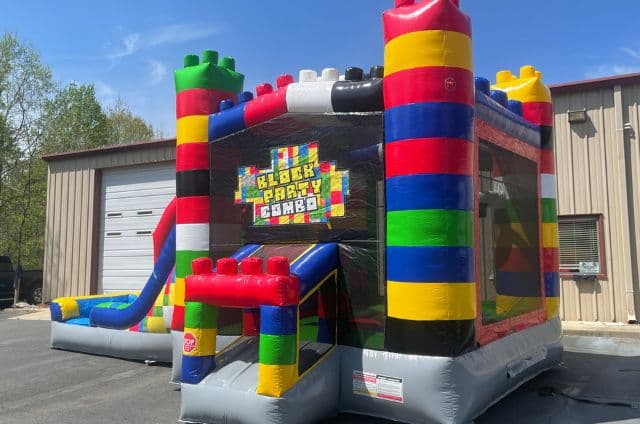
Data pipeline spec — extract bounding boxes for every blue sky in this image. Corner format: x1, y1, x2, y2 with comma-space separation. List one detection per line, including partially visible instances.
2, 0, 640, 138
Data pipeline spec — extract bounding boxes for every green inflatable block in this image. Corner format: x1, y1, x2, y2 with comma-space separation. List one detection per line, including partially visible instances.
387, 209, 474, 247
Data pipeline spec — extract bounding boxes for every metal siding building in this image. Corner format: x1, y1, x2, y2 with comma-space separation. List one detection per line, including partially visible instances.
42, 139, 175, 302
551, 74, 640, 323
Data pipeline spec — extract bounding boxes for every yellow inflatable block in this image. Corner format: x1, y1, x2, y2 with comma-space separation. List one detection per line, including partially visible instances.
546, 296, 560, 319
174, 277, 186, 307
384, 30, 473, 76
256, 363, 298, 397
542, 223, 559, 248
177, 115, 209, 145
182, 327, 217, 356
492, 65, 551, 103
387, 281, 476, 321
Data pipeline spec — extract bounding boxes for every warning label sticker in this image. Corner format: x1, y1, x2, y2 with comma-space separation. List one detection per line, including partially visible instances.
352, 371, 404, 403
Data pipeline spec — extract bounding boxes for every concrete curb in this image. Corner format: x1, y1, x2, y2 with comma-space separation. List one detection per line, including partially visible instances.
562, 321, 640, 340
7, 309, 50, 321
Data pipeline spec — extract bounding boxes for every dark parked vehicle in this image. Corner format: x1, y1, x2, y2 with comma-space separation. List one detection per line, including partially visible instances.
0, 256, 43, 305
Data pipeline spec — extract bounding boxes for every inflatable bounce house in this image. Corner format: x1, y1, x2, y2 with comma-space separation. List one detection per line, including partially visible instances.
50, 1, 562, 422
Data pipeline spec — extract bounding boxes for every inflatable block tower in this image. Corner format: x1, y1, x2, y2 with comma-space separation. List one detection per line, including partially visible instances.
382, 0, 476, 355
493, 66, 559, 319
173, 51, 244, 375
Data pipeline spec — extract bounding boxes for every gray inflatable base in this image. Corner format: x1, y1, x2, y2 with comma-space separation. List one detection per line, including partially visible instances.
180, 347, 340, 424
339, 317, 563, 424
178, 318, 561, 424
170, 330, 184, 384
50, 321, 172, 363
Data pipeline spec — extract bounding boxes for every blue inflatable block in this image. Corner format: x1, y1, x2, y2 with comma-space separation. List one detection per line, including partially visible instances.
290, 243, 338, 297
386, 246, 474, 283
260, 305, 297, 336
544, 272, 560, 297
475, 77, 491, 95
237, 91, 254, 104
64, 317, 90, 326
508, 100, 523, 117
495, 272, 543, 297
476, 92, 540, 148
89, 227, 176, 329
208, 103, 247, 141
50, 303, 62, 322
182, 355, 215, 385
219, 99, 234, 111
385, 102, 474, 143
490, 90, 508, 108
386, 174, 473, 211
77, 294, 134, 318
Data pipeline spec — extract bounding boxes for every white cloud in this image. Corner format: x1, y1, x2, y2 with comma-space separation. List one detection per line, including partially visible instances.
621, 47, 640, 61
147, 59, 167, 85
106, 23, 221, 61
107, 33, 140, 60
147, 23, 221, 47
584, 46, 640, 78
585, 64, 640, 79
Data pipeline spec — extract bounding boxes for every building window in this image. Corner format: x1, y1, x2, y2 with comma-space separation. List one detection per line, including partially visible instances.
558, 215, 604, 275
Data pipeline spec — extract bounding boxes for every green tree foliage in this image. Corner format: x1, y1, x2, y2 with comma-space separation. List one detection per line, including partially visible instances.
106, 97, 155, 145
41, 83, 108, 154
0, 33, 157, 271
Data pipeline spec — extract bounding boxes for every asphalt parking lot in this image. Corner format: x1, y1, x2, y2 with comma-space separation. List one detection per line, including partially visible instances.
1, 308, 639, 424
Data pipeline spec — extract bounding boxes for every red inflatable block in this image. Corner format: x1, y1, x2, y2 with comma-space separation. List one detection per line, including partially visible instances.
171, 305, 185, 331
385, 137, 473, 177
185, 273, 300, 307
192, 257, 213, 275
153, 197, 176, 262
522, 102, 553, 126
243, 309, 260, 336
217, 258, 238, 275
542, 247, 559, 271
495, 247, 539, 272
384, 67, 474, 108
176, 143, 209, 171
244, 86, 289, 128
176, 196, 209, 224
276, 74, 294, 88
241, 257, 263, 275
540, 149, 555, 174
383, 0, 471, 43
176, 88, 235, 119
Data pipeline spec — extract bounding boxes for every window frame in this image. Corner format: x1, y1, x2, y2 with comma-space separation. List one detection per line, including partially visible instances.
557, 214, 607, 279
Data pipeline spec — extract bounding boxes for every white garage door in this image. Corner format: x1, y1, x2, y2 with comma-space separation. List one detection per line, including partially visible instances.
98, 162, 175, 293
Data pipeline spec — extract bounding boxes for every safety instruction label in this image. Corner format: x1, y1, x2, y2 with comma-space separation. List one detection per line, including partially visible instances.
352, 371, 404, 403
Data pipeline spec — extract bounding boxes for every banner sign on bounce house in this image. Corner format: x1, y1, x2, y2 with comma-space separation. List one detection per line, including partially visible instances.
234, 142, 350, 225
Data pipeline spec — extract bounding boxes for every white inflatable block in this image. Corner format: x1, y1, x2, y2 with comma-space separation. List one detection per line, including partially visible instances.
298, 69, 317, 83
176, 223, 209, 251
321, 68, 340, 82
541, 173, 557, 199
286, 81, 335, 113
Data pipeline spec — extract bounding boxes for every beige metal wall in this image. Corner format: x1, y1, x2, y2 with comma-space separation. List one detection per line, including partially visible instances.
553, 83, 640, 322
42, 144, 175, 302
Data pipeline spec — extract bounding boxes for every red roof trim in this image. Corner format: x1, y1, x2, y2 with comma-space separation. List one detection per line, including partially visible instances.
42, 138, 176, 162
550, 72, 640, 94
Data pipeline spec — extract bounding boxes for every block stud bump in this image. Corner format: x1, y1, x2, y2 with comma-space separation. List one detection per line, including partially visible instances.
217, 258, 238, 275
192, 258, 213, 275
267, 256, 290, 276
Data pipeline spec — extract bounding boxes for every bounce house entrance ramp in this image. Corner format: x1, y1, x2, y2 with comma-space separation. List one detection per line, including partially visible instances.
180, 243, 339, 424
